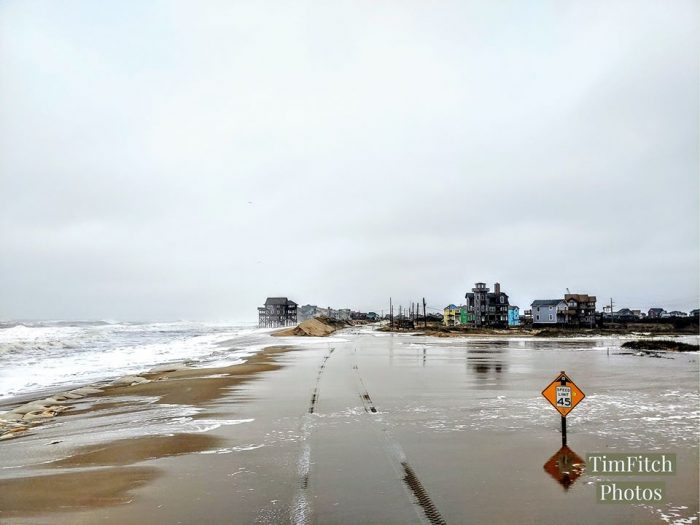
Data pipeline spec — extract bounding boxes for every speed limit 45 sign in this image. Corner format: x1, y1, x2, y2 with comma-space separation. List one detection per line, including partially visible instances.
542, 371, 585, 417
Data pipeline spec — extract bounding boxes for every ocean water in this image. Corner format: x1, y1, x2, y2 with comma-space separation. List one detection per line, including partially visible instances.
0, 320, 279, 403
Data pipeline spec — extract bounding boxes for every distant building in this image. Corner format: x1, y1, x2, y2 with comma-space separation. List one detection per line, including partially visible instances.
613, 308, 641, 321
563, 294, 597, 327
258, 297, 298, 327
297, 304, 319, 322
396, 319, 415, 329
690, 309, 699, 318
611, 308, 634, 321
531, 294, 596, 327
648, 308, 666, 319
465, 282, 509, 328
299, 305, 351, 321
668, 311, 688, 318
531, 299, 567, 325
316, 307, 338, 319
442, 304, 470, 326
508, 305, 520, 327
443, 304, 461, 326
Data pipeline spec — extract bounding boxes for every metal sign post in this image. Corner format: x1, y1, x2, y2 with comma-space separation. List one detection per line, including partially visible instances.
542, 371, 585, 446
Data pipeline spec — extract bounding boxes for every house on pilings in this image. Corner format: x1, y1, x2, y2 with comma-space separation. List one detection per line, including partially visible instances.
258, 297, 298, 327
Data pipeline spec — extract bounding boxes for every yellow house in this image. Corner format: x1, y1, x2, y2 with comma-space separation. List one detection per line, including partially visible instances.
443, 304, 460, 326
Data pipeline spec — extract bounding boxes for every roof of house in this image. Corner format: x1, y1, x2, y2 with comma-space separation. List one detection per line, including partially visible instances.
465, 292, 508, 299
265, 297, 297, 306
648, 308, 665, 312
531, 299, 565, 307
565, 294, 596, 302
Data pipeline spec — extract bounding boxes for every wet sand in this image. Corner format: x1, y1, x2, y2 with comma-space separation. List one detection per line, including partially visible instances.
48, 433, 222, 468
100, 352, 287, 406
0, 330, 697, 524
0, 346, 294, 520
0, 467, 160, 515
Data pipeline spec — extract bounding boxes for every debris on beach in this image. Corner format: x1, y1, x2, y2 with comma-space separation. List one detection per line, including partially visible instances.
0, 385, 108, 441
0, 402, 69, 440
148, 363, 188, 374
111, 375, 150, 386
70, 387, 104, 395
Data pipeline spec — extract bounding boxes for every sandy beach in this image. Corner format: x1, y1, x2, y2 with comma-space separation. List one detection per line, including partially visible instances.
0, 327, 698, 524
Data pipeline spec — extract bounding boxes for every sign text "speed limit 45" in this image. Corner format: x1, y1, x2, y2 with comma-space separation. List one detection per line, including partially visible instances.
542, 372, 585, 417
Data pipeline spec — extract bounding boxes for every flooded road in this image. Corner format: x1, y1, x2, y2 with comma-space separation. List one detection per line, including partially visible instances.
3, 328, 698, 524
295, 329, 698, 524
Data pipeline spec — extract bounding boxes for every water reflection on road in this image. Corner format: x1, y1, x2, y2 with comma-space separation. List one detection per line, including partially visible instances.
363, 330, 698, 524
544, 445, 586, 490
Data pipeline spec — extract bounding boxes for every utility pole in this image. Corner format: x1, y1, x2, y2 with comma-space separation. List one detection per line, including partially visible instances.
390, 297, 393, 329
423, 297, 427, 328
610, 298, 614, 324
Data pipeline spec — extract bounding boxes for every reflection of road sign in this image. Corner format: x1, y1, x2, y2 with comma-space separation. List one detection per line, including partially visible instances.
542, 371, 585, 417
543, 445, 586, 490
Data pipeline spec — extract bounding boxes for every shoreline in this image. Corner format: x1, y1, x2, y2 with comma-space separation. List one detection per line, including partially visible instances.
0, 345, 296, 442
2, 326, 697, 442
0, 345, 298, 519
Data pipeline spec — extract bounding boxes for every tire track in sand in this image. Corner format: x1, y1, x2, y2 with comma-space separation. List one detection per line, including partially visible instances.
291, 347, 335, 524
353, 364, 378, 413
401, 462, 448, 525
353, 357, 448, 525
309, 347, 334, 414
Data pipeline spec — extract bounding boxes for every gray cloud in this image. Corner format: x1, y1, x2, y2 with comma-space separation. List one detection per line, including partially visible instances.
1, 0, 698, 320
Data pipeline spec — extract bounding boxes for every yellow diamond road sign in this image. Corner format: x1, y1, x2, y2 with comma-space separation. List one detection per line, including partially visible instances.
542, 371, 585, 417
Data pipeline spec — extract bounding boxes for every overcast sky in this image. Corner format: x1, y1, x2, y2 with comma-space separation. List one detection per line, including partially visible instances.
1, 0, 698, 321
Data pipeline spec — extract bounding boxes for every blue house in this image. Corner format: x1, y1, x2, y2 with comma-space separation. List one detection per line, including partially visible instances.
508, 305, 520, 327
